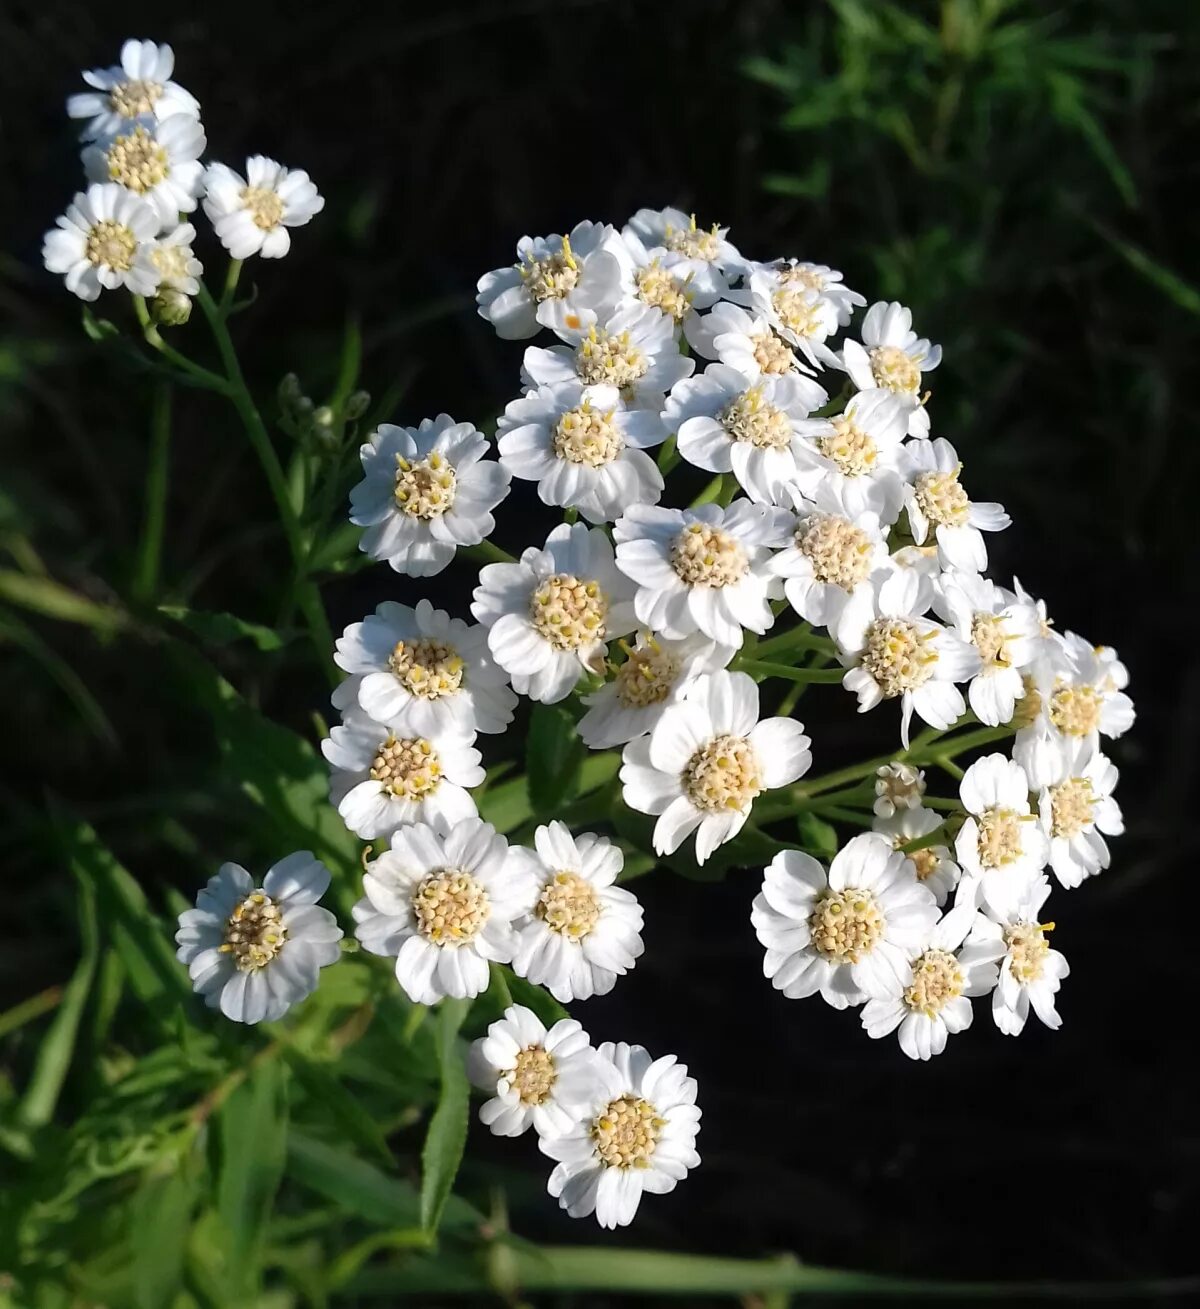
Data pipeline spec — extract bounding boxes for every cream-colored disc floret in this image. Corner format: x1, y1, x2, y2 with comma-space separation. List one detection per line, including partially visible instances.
508, 1046, 557, 1105
635, 260, 693, 321
222, 892, 287, 972
592, 1095, 664, 1169
781, 264, 826, 293
818, 413, 878, 476
720, 387, 792, 449
796, 513, 873, 589
387, 639, 464, 700
1004, 921, 1053, 983
105, 126, 169, 193
862, 618, 938, 697
903, 948, 964, 1016
412, 867, 490, 944
552, 402, 624, 467
240, 185, 284, 231
520, 237, 579, 302
971, 613, 1010, 667
664, 215, 722, 262
575, 327, 649, 389
614, 639, 680, 708
85, 220, 137, 271
869, 345, 921, 394
772, 287, 825, 339
535, 871, 602, 941
975, 808, 1026, 868
682, 734, 762, 812
150, 242, 192, 284
108, 78, 164, 118
1049, 777, 1095, 838
1010, 674, 1042, 729
670, 523, 749, 588
394, 452, 457, 517
530, 574, 607, 650
809, 888, 884, 963
913, 467, 970, 527
1049, 681, 1103, 737
370, 734, 442, 797
751, 331, 797, 375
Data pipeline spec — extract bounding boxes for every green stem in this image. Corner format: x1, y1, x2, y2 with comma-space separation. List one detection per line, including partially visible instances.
132, 296, 230, 393
754, 622, 837, 660
922, 796, 962, 812
742, 660, 844, 684
656, 433, 680, 473
219, 258, 244, 315
807, 803, 875, 828
688, 472, 726, 507
132, 381, 172, 602
462, 540, 516, 565
195, 284, 337, 686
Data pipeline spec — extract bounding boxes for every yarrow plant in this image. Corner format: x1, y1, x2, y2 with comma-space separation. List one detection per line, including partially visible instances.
45, 40, 1135, 1235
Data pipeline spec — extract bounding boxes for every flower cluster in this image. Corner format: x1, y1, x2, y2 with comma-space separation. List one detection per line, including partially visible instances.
45, 39, 323, 317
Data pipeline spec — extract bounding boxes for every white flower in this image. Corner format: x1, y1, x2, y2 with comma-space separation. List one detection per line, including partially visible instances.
149, 221, 203, 293
685, 301, 813, 382
523, 302, 694, 409
614, 500, 792, 648
663, 363, 827, 505
578, 631, 735, 750
1038, 739, 1123, 889
352, 820, 531, 1004
751, 833, 940, 1009
497, 381, 665, 523
959, 877, 1068, 1036
873, 761, 926, 818
540, 1041, 701, 1229
620, 670, 811, 865
349, 414, 510, 577
792, 388, 909, 520
466, 1005, 600, 1138
624, 208, 747, 297
333, 599, 516, 738
742, 268, 842, 369
954, 754, 1049, 917
743, 259, 864, 327
834, 568, 979, 746
768, 481, 890, 627
83, 114, 206, 230
860, 900, 998, 1059
323, 709, 483, 841
874, 806, 962, 907
42, 184, 162, 301
68, 39, 199, 141
202, 157, 324, 259
477, 222, 624, 340
936, 571, 1040, 726
175, 852, 342, 1024
902, 439, 1010, 572
472, 522, 637, 704
840, 301, 941, 437
611, 228, 719, 328
508, 823, 644, 1002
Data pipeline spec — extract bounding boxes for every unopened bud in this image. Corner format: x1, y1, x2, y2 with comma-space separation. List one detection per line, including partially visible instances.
151, 289, 192, 327
345, 390, 371, 421
313, 405, 335, 429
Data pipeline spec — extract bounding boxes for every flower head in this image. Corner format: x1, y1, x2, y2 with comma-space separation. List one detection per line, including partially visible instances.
903, 439, 1010, 572
83, 114, 206, 230
840, 301, 941, 437
1037, 738, 1123, 889
68, 39, 199, 141
42, 184, 162, 301
203, 157, 324, 259
954, 754, 1049, 916
873, 805, 961, 906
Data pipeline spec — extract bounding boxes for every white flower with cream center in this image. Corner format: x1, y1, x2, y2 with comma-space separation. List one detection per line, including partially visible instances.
68, 40, 200, 141
840, 300, 941, 437
83, 114, 206, 230
203, 157, 324, 259
874, 805, 962, 907
685, 301, 813, 383
624, 207, 747, 302
743, 258, 865, 327
42, 184, 162, 302
954, 754, 1049, 917
620, 670, 811, 865
873, 761, 927, 818
1037, 739, 1123, 889
793, 388, 910, 521
149, 222, 203, 293
903, 438, 1010, 572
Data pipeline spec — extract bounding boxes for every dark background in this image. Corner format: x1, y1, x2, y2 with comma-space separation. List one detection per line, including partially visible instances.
3, 0, 1199, 1296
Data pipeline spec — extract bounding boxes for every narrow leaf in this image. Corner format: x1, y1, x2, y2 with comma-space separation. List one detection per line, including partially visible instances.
526, 704, 584, 817
158, 604, 293, 652
420, 999, 471, 1235
132, 1167, 193, 1309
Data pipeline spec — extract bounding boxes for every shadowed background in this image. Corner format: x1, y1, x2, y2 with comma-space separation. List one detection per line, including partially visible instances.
2, 0, 1199, 1302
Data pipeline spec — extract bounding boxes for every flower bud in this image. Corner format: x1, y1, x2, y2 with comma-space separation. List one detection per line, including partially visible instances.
151, 289, 192, 327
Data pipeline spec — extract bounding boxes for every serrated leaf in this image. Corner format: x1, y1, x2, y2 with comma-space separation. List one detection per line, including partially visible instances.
419, 999, 470, 1235
526, 704, 584, 817
158, 604, 293, 652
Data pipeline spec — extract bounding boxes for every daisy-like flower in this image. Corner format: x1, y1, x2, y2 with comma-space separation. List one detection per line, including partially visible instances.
860, 900, 999, 1059
663, 363, 827, 505
954, 754, 1049, 917
874, 805, 962, 907
902, 439, 1010, 572
477, 222, 624, 340
620, 670, 811, 865
1038, 739, 1123, 889
840, 301, 941, 437
578, 631, 735, 750
744, 258, 865, 327
323, 709, 483, 841
352, 819, 532, 1004
611, 227, 719, 330
466, 1005, 600, 1138
685, 301, 811, 382
497, 381, 666, 523
174, 852, 342, 1025
768, 481, 890, 626
333, 599, 516, 738
67, 39, 200, 141
42, 184, 162, 301
508, 823, 644, 1002
793, 388, 909, 521
874, 761, 926, 818
937, 571, 1040, 726
834, 568, 979, 746
742, 268, 842, 369
349, 414, 510, 577
522, 302, 694, 409
540, 1041, 701, 1229
149, 221, 203, 294
83, 114, 206, 230
624, 207, 747, 302
959, 877, 1068, 1036
613, 500, 792, 648
202, 157, 324, 259
472, 523, 636, 704
751, 833, 940, 1009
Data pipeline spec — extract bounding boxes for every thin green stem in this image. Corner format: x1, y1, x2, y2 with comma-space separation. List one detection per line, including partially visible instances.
754, 622, 837, 660
132, 382, 172, 602
807, 803, 875, 828
922, 796, 962, 812
219, 258, 244, 315
936, 755, 966, 780
656, 433, 680, 473
462, 540, 516, 565
742, 660, 844, 684
688, 472, 726, 507
132, 296, 230, 393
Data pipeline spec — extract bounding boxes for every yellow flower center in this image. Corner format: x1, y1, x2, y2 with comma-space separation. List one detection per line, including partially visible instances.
780, 264, 826, 293
1049, 682, 1102, 737
370, 735, 442, 798
614, 639, 680, 709
108, 78, 164, 118
682, 734, 762, 813
508, 1046, 557, 1105
720, 387, 792, 449
394, 452, 457, 518
910, 846, 942, 882
797, 513, 873, 589
530, 574, 607, 650
386, 638, 464, 700
241, 185, 285, 231
520, 238, 579, 302
975, 808, 1026, 869
862, 618, 937, 696
670, 523, 749, 588
1010, 674, 1042, 729
869, 345, 921, 394
664, 216, 722, 261
809, 888, 883, 963
221, 892, 287, 973
750, 330, 797, 375
1005, 921, 1052, 984
412, 868, 489, 944
150, 241, 192, 285
903, 948, 964, 1016
536, 871, 602, 941
104, 125, 169, 193
1049, 777, 1095, 839
971, 613, 1009, 668
772, 287, 825, 339
85, 219, 137, 271
575, 327, 649, 390
818, 414, 878, 477
913, 468, 969, 527
635, 260, 693, 321
592, 1095, 663, 1169
552, 402, 624, 467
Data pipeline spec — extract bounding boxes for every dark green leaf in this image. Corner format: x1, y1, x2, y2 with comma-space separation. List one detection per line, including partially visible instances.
796, 812, 839, 859
526, 704, 585, 818
158, 604, 293, 652
132, 1167, 194, 1309
420, 999, 470, 1235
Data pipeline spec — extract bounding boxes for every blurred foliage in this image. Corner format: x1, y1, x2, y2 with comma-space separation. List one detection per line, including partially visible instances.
2, 0, 1199, 1303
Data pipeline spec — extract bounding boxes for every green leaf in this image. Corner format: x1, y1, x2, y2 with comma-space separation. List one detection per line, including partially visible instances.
285, 1049, 393, 1167
0, 569, 126, 633
420, 999, 470, 1235
131, 1167, 193, 1309
796, 812, 839, 859
216, 1058, 289, 1296
288, 1130, 420, 1226
81, 307, 121, 342
158, 604, 293, 652
499, 967, 569, 1028
526, 704, 585, 817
